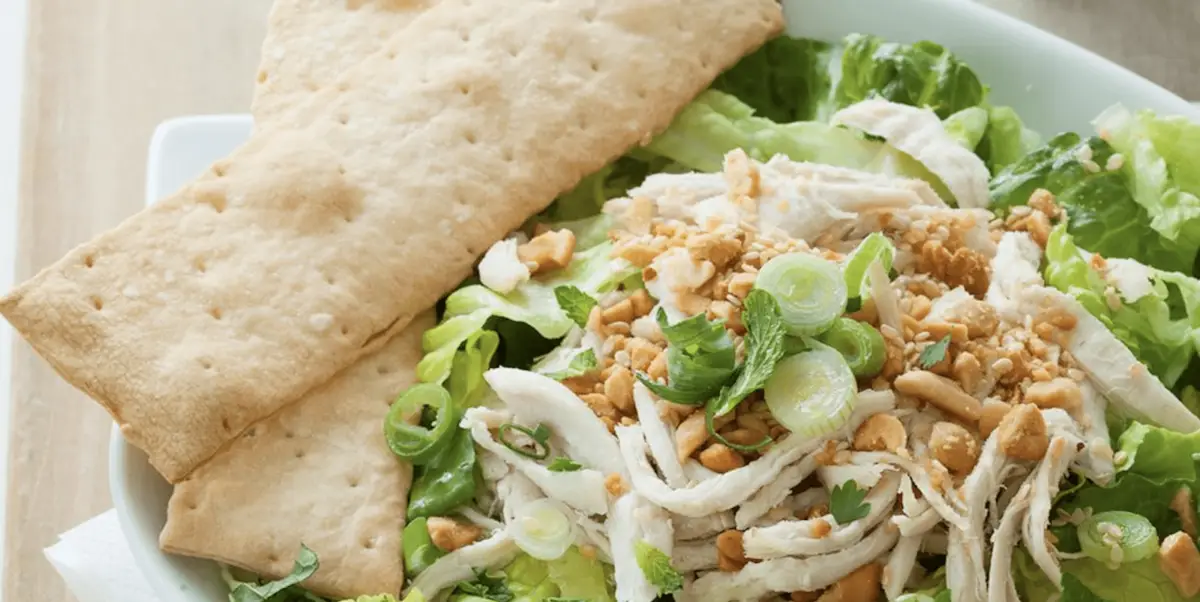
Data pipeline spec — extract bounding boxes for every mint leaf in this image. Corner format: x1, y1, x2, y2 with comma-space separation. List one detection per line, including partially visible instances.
229, 545, 319, 602
636, 309, 736, 405
634, 540, 684, 594
547, 457, 583, 472
710, 290, 787, 417
829, 482, 871, 523
917, 335, 951, 369
554, 286, 597, 328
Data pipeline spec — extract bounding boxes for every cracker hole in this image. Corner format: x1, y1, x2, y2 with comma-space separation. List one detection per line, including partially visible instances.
199, 359, 213, 370
295, 449, 306, 459
203, 193, 227, 213
459, 30, 470, 43
211, 163, 226, 177
221, 418, 231, 431
387, 50, 397, 60
337, 164, 346, 175
187, 501, 198, 510
337, 81, 350, 93
464, 131, 478, 145
246, 427, 258, 438
256, 70, 268, 84
501, 148, 514, 162
589, 59, 600, 73
349, 477, 360, 488
458, 83, 471, 96
362, 538, 376, 550
305, 81, 319, 92
337, 114, 350, 125
341, 324, 351, 336
193, 257, 207, 273
636, 88, 648, 100
209, 307, 222, 320
324, 273, 336, 285
90, 296, 103, 310
268, 553, 279, 563
582, 7, 596, 22
285, 431, 295, 439
84, 255, 95, 268
377, 365, 391, 375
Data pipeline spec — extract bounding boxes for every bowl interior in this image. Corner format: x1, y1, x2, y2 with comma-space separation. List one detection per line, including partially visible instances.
109, 1, 1198, 600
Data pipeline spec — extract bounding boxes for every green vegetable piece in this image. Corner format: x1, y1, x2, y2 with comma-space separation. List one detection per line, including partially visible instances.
834, 33, 985, 118
546, 546, 615, 602
829, 481, 871, 524
764, 346, 857, 439
408, 428, 478, 519
636, 309, 737, 405
711, 35, 837, 123
448, 330, 500, 408
547, 457, 583, 472
843, 234, 896, 303
1058, 557, 1191, 602
943, 107, 989, 151
498, 423, 553, 460
455, 569, 514, 602
385, 384, 457, 465
229, 544, 319, 602
754, 253, 847, 337
402, 518, 445, 579
554, 286, 597, 329
977, 105, 1041, 173
710, 290, 788, 417
1077, 510, 1159, 565
917, 335, 951, 370
820, 318, 887, 378
633, 541, 684, 595
540, 349, 599, 381
1115, 422, 1200, 483
1058, 573, 1107, 602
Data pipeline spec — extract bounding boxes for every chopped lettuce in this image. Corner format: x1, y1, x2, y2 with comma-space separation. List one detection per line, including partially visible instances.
543, 156, 665, 221
1061, 558, 1190, 602
977, 105, 1042, 173
1043, 225, 1200, 386
834, 33, 985, 119
1115, 422, 1200, 483
1095, 105, 1200, 251
943, 106, 988, 151
535, 347, 598, 381
224, 545, 322, 602
418, 243, 636, 383
712, 35, 837, 123
482, 549, 614, 602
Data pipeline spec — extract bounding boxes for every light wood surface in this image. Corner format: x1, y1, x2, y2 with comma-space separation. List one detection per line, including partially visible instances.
4, 1, 1197, 601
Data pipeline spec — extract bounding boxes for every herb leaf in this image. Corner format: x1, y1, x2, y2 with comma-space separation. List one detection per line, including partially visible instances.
455, 569, 514, 602
636, 309, 737, 405
547, 457, 583, 472
543, 349, 598, 381
634, 540, 685, 594
498, 423, 553, 460
710, 290, 788, 417
829, 482, 872, 523
917, 334, 951, 369
555, 285, 598, 328
229, 545, 319, 602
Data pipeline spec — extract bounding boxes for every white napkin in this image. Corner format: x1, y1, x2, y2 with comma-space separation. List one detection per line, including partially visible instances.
45, 510, 160, 602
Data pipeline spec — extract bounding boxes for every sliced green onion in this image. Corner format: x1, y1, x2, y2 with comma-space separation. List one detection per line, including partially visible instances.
754, 253, 847, 336
1077, 511, 1159, 566
510, 498, 578, 561
385, 384, 457, 465
843, 233, 895, 302
820, 318, 887, 378
705, 396, 772, 453
498, 423, 552, 460
764, 346, 857, 438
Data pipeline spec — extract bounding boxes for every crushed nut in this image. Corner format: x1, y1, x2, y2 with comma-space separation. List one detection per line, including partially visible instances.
675, 412, 709, 459
716, 530, 748, 572
815, 562, 883, 602
978, 398, 1012, 439
1160, 532, 1200, 597
518, 229, 576, 273
581, 392, 621, 421
852, 414, 908, 453
728, 272, 757, 299
628, 289, 655, 317
605, 473, 629, 496
601, 298, 635, 324
604, 366, 635, 414
953, 352, 983, 395
709, 300, 745, 334
427, 517, 482, 552
997, 404, 1050, 461
688, 232, 743, 269
806, 504, 830, 520
699, 443, 746, 473
810, 519, 833, 539
929, 421, 981, 475
1024, 377, 1082, 412
626, 338, 660, 372
647, 351, 669, 381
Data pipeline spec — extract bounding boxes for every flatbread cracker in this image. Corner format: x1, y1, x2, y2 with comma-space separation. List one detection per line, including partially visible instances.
0, 0, 784, 483
252, 0, 434, 125
160, 311, 432, 599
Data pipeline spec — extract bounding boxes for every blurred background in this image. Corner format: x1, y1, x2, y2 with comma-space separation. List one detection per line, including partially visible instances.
0, 0, 1196, 600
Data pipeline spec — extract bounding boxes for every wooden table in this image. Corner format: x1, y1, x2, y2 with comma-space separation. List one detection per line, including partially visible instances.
5, 1, 1197, 600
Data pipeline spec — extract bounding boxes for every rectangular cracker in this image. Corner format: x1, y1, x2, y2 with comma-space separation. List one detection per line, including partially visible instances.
0, 0, 784, 483
252, 0, 435, 126
160, 311, 432, 599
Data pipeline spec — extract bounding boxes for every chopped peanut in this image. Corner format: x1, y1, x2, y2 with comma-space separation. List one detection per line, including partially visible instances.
1024, 378, 1082, 412
675, 412, 709, 459
605, 473, 629, 496
688, 233, 743, 269
628, 289, 655, 317
562, 373, 601, 396
978, 398, 1012, 439
427, 517, 482, 552
806, 504, 830, 520
944, 298, 1000, 338
647, 351, 669, 381
815, 562, 883, 602
1160, 532, 1200, 597
709, 300, 745, 334
852, 414, 907, 453
722, 428, 768, 447
953, 352, 983, 395
601, 299, 635, 324
581, 393, 620, 421
929, 421, 980, 474
518, 229, 576, 273
1171, 488, 1197, 538
677, 291, 713, 316
921, 321, 970, 344
716, 530, 747, 572
626, 338, 660, 372
810, 519, 833, 539
604, 366, 635, 414
997, 404, 1049, 461
699, 443, 745, 473
893, 371, 982, 422
728, 272, 757, 299
908, 295, 932, 321
616, 242, 661, 267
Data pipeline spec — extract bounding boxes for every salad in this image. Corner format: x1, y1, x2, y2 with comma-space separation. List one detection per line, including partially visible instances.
239, 33, 1200, 602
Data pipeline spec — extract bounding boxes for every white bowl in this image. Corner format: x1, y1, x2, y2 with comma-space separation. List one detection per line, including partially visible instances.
109, 1, 1200, 600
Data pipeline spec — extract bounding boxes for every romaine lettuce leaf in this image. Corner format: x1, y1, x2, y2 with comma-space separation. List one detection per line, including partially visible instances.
711, 35, 837, 123
224, 546, 322, 602
543, 155, 665, 222
1115, 422, 1200, 483
492, 549, 614, 602
834, 33, 985, 119
1043, 225, 1200, 386
942, 106, 988, 151
977, 105, 1042, 173
1062, 558, 1189, 602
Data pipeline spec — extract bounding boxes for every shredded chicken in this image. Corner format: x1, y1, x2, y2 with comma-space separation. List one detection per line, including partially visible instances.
989, 482, 1032, 602
1021, 431, 1084, 588
610, 493, 674, 602
674, 511, 737, 541
408, 531, 520, 598
883, 534, 925, 601
673, 538, 720, 572
633, 382, 689, 487
736, 453, 821, 529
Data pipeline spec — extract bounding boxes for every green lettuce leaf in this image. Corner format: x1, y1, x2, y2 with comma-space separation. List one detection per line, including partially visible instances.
943, 106, 989, 150
542, 155, 664, 221
1062, 558, 1190, 602
418, 243, 636, 383
546, 547, 614, 602
1053, 472, 1184, 553
977, 105, 1042, 173
834, 33, 986, 119
1116, 422, 1200, 483
554, 286, 597, 329
711, 35, 837, 123
634, 541, 684, 594
225, 545, 321, 602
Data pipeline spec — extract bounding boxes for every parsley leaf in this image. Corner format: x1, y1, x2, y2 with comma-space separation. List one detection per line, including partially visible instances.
636, 309, 737, 405
829, 482, 871, 523
455, 569, 514, 602
554, 285, 598, 328
917, 334, 951, 369
229, 545, 320, 602
634, 540, 684, 594
710, 290, 787, 417
543, 349, 598, 381
547, 457, 583, 472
